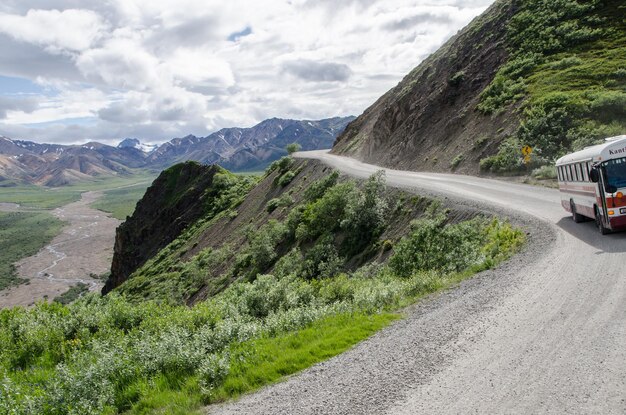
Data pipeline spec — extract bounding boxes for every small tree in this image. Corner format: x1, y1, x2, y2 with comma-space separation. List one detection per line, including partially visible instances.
286, 143, 301, 155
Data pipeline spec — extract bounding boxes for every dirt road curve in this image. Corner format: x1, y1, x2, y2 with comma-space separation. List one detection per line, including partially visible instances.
210, 151, 626, 415
0, 191, 120, 308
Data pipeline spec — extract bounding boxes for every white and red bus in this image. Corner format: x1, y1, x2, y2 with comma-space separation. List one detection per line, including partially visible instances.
556, 135, 626, 234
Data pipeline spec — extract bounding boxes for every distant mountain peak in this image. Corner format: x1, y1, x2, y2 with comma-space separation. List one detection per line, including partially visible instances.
118, 138, 157, 153
118, 138, 140, 148
0, 116, 354, 186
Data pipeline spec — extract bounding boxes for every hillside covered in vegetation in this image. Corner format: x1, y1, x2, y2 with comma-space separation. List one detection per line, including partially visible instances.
0, 156, 524, 414
333, 0, 626, 176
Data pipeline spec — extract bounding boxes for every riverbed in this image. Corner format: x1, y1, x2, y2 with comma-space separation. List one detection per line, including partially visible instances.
0, 191, 120, 308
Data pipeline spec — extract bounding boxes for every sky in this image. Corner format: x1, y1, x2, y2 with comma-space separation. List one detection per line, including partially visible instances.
0, 0, 494, 145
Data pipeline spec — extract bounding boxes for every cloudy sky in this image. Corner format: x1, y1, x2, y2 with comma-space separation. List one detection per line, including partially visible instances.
0, 0, 494, 145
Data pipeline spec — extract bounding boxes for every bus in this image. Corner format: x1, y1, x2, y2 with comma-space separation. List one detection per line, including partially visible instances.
556, 135, 626, 235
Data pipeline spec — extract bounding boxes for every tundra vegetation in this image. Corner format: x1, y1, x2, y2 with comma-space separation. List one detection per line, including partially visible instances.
0, 173, 156, 210
0, 159, 525, 414
479, 0, 626, 173
0, 212, 65, 291
90, 181, 154, 220
0, 173, 155, 291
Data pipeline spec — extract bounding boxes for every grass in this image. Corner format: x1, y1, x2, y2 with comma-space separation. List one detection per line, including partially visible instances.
0, 167, 526, 415
0, 211, 65, 290
91, 181, 153, 220
0, 171, 156, 209
478, 0, 626, 170
125, 313, 399, 414
209, 313, 399, 403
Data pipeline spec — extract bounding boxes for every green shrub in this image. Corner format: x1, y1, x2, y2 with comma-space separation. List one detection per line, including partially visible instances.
303, 171, 339, 202
340, 171, 388, 255
277, 157, 293, 172
286, 143, 301, 155
277, 171, 295, 187
480, 219, 526, 265
448, 71, 466, 87
479, 137, 524, 173
0, 205, 525, 415
389, 214, 524, 278
531, 165, 557, 180
548, 56, 582, 70
477, 75, 527, 114
266, 195, 294, 213
588, 91, 626, 123
473, 135, 489, 148
296, 181, 356, 242
477, 0, 623, 160
246, 220, 287, 275
267, 156, 294, 175
517, 103, 576, 159
450, 154, 464, 169
301, 234, 344, 280
389, 214, 487, 277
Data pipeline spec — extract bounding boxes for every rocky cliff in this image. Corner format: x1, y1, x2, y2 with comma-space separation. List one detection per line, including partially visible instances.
332, 0, 516, 173
103, 162, 224, 293
333, 0, 625, 175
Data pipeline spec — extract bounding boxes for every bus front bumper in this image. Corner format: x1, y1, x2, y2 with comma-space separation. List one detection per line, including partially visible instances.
609, 215, 626, 230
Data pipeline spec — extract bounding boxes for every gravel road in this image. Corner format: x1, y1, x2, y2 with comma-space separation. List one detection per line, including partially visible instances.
209, 151, 626, 415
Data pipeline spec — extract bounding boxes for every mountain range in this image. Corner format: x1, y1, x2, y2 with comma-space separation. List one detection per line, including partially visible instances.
0, 116, 354, 187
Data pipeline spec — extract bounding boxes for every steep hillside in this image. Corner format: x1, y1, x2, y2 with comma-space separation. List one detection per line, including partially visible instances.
0, 155, 30, 186
333, 0, 625, 175
3, 150, 526, 414
104, 162, 257, 293
104, 157, 497, 305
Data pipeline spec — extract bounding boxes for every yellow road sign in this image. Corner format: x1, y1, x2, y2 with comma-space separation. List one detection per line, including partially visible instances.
522, 145, 533, 156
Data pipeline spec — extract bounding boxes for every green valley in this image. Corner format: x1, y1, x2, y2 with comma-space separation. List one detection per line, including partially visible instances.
0, 158, 525, 414
0, 212, 65, 290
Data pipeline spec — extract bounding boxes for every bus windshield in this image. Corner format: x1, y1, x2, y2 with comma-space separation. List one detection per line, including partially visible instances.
604, 157, 626, 190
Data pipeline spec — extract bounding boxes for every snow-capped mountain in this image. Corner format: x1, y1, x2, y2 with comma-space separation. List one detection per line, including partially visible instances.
0, 116, 354, 186
117, 138, 158, 154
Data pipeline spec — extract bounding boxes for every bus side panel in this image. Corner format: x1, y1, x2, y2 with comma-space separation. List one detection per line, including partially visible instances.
558, 182, 598, 220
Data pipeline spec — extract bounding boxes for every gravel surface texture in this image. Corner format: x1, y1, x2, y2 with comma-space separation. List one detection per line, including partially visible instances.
209, 151, 626, 415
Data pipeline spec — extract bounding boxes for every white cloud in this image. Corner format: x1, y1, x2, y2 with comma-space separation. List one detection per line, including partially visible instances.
3, 87, 109, 124
0, 9, 106, 52
167, 48, 235, 89
0, 0, 496, 144
76, 37, 162, 91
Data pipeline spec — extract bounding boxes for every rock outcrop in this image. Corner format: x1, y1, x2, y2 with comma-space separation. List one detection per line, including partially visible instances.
332, 0, 516, 174
103, 162, 221, 293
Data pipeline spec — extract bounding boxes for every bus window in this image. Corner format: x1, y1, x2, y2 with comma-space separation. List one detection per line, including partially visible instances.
558, 167, 563, 181
605, 157, 626, 189
575, 164, 582, 182
583, 163, 589, 182
567, 165, 573, 182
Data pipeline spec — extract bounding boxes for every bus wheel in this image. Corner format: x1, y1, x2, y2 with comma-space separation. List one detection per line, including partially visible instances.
570, 201, 584, 223
595, 206, 610, 235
